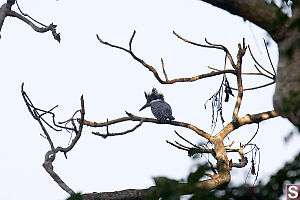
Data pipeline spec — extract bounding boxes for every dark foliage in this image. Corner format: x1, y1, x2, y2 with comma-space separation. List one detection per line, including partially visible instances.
151, 151, 300, 200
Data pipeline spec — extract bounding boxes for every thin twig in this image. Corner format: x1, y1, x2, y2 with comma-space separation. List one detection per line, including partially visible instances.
248, 45, 274, 77
175, 141, 193, 150
15, 0, 46, 27
253, 64, 274, 80
230, 80, 275, 91
174, 130, 199, 148
245, 123, 260, 146
92, 119, 145, 138
161, 58, 169, 81
129, 30, 136, 51
21, 83, 56, 159
173, 31, 236, 68
22, 83, 86, 195
166, 140, 190, 151
97, 32, 237, 84
263, 39, 276, 76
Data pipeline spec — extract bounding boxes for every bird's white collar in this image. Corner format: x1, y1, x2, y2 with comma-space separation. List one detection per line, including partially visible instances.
150, 99, 163, 103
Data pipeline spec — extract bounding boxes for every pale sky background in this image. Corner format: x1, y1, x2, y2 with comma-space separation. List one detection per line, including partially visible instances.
0, 0, 299, 199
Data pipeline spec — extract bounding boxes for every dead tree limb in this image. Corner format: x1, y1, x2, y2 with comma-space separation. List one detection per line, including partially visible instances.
0, 0, 60, 42
84, 33, 279, 198
23, 30, 280, 199
80, 112, 213, 142
21, 83, 85, 195
96, 31, 237, 84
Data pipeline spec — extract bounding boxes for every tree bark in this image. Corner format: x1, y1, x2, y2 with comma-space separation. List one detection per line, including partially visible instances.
274, 7, 300, 127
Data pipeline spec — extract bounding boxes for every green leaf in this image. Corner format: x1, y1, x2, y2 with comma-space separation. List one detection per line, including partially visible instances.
187, 164, 209, 184
66, 193, 82, 200
153, 177, 181, 200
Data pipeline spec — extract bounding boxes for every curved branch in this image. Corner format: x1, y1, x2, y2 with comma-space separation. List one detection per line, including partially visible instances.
242, 80, 276, 91
22, 84, 86, 195
173, 31, 236, 68
199, 0, 288, 42
7, 10, 60, 42
96, 32, 237, 85
248, 45, 275, 78
80, 112, 213, 142
0, 3, 10, 33
218, 110, 278, 139
21, 83, 56, 161
92, 119, 145, 138
43, 161, 75, 195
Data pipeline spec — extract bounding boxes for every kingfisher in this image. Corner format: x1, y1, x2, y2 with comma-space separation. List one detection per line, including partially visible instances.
139, 88, 175, 122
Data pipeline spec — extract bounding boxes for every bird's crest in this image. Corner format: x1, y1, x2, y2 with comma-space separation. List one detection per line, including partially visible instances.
144, 88, 164, 102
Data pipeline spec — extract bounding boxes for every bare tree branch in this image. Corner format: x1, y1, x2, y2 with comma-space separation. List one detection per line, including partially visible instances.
82, 188, 155, 200
96, 31, 237, 85
0, 3, 10, 34
7, 10, 60, 42
43, 161, 75, 195
80, 112, 213, 142
232, 41, 247, 120
21, 83, 56, 160
20, 24, 282, 199
263, 39, 276, 76
161, 58, 169, 81
243, 81, 276, 91
218, 110, 278, 139
173, 31, 236, 68
15, 0, 45, 27
248, 45, 275, 78
21, 83, 86, 195
92, 118, 145, 138
0, 1, 60, 42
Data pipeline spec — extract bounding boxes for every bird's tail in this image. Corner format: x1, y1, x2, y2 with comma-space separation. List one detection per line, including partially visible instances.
169, 116, 175, 120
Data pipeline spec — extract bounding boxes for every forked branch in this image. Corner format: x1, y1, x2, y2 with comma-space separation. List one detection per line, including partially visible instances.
96, 31, 237, 85
22, 30, 281, 199
0, 1, 60, 42
80, 112, 213, 142
21, 83, 85, 195
173, 31, 236, 68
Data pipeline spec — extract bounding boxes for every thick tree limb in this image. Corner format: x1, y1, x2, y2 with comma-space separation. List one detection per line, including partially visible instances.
0, 3, 11, 34
43, 161, 75, 195
82, 188, 152, 200
232, 41, 246, 120
199, 0, 288, 42
7, 10, 60, 42
218, 110, 278, 139
0, 1, 60, 42
84, 34, 281, 199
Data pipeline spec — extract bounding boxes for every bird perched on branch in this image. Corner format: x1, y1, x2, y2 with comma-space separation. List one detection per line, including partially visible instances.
139, 88, 175, 122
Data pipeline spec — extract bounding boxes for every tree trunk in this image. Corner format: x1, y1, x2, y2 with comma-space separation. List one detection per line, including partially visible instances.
274, 23, 300, 127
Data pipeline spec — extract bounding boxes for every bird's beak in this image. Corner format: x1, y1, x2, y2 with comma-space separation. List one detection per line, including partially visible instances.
139, 103, 150, 111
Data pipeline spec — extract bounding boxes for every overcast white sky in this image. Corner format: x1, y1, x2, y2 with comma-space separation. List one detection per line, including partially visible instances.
0, 0, 299, 199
